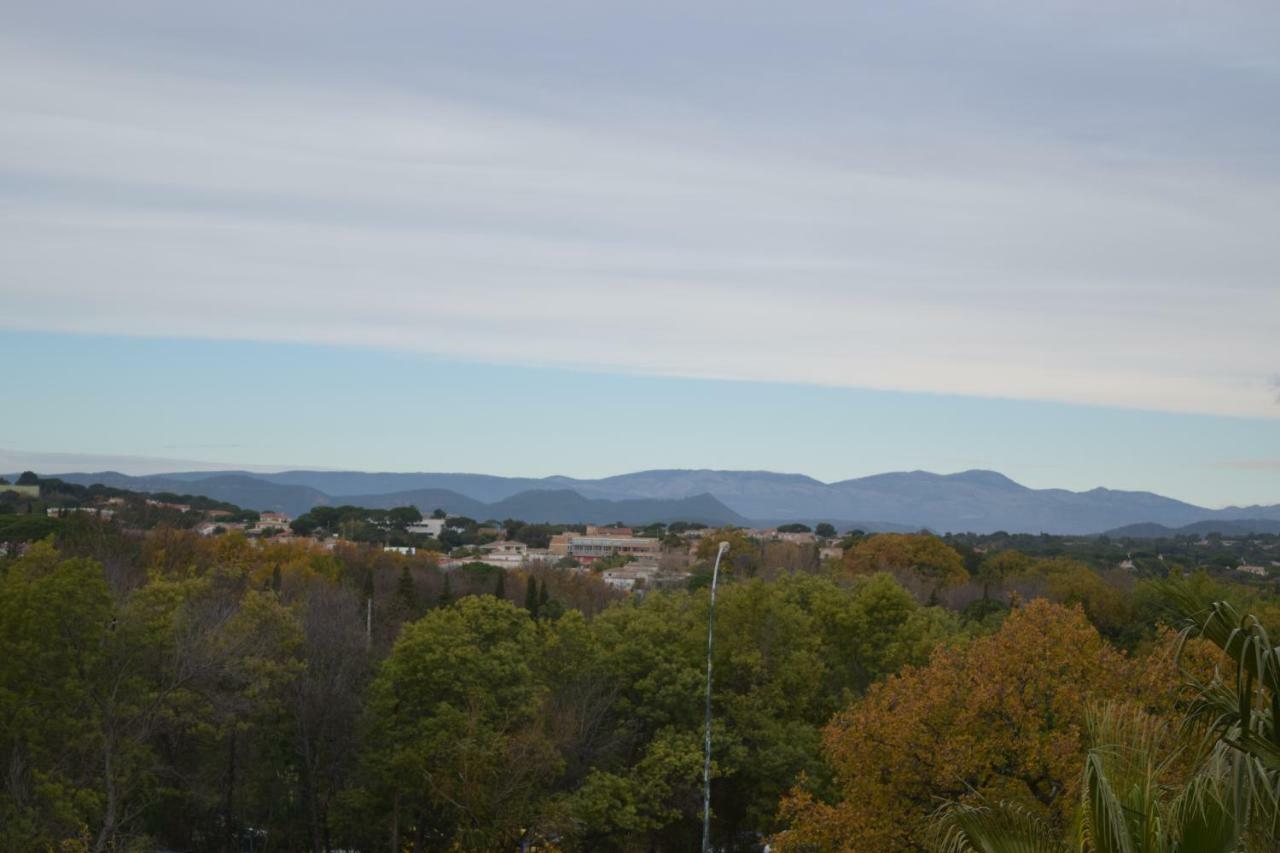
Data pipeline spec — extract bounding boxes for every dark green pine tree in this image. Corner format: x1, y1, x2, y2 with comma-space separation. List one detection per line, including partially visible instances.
494, 570, 506, 600
538, 579, 550, 611
438, 572, 453, 607
524, 577, 539, 618
396, 566, 417, 614
270, 563, 282, 593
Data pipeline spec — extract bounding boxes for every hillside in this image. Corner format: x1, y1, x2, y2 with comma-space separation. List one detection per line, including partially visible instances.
31, 467, 1280, 534
1103, 518, 1280, 538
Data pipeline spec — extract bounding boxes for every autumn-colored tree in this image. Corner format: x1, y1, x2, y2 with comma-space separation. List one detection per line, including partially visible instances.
774, 599, 1184, 852
843, 533, 968, 596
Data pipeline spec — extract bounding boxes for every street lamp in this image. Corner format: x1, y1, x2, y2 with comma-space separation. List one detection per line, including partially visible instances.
702, 540, 730, 853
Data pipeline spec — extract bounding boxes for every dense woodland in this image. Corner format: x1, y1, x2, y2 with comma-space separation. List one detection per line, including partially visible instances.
3, 479, 1280, 851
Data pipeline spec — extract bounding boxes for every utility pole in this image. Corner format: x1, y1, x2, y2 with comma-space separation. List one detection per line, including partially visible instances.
702, 541, 730, 853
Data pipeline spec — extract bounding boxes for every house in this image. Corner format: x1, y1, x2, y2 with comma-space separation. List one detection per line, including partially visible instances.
408, 518, 446, 537
250, 511, 292, 534
473, 540, 531, 569
819, 546, 844, 561
47, 506, 114, 519
384, 546, 416, 556
602, 562, 661, 591
146, 499, 192, 512
481, 540, 529, 557
1238, 564, 1268, 577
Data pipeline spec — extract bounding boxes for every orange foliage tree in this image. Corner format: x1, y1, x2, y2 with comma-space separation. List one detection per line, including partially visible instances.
773, 599, 1186, 851
841, 533, 968, 595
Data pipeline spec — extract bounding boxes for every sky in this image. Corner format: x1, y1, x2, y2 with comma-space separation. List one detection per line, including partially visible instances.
0, 1, 1277, 506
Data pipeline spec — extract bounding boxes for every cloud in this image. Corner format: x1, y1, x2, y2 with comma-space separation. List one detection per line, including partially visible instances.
1, 3, 1279, 418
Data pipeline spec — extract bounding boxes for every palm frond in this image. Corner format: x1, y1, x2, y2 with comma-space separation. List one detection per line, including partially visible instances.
1166, 754, 1239, 853
926, 800, 1066, 853
1079, 749, 1139, 853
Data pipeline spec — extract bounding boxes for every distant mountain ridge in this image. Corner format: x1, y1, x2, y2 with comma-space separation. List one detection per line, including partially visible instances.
35, 471, 750, 526
23, 468, 1280, 535
1103, 519, 1280, 538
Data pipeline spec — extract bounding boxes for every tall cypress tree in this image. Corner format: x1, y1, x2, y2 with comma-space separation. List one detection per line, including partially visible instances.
396, 566, 417, 614
494, 570, 506, 600
524, 577, 538, 617
538, 579, 550, 610
438, 573, 453, 607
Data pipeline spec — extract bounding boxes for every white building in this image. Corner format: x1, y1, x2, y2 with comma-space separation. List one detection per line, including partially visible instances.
408, 518, 447, 536
602, 562, 661, 591
47, 506, 114, 519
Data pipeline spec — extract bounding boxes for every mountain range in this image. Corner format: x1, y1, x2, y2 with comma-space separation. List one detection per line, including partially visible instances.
22, 468, 1280, 535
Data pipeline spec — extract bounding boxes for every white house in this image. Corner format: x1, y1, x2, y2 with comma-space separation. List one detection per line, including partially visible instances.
408, 518, 447, 537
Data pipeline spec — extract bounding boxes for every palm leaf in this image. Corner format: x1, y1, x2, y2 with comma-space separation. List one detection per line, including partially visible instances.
1166, 755, 1239, 853
926, 800, 1066, 853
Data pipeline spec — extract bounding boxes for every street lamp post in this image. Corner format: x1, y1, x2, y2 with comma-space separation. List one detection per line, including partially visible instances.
702, 541, 730, 853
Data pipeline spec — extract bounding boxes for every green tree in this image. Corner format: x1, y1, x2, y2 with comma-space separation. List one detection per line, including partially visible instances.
976, 549, 1032, 600
387, 505, 423, 528
776, 523, 812, 534
0, 542, 113, 847
364, 596, 560, 849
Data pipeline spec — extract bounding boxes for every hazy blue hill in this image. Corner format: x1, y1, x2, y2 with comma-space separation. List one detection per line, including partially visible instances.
297, 486, 745, 525
251, 471, 547, 502
329, 487, 490, 517
51, 472, 332, 516
1216, 504, 1280, 522
485, 489, 747, 525
26, 467, 1280, 534
1104, 519, 1280, 538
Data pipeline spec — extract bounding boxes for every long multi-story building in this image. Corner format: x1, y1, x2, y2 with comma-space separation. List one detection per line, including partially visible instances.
568, 535, 660, 566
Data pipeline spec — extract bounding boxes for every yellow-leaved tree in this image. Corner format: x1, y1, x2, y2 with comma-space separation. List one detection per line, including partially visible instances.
773, 599, 1187, 851
842, 533, 968, 598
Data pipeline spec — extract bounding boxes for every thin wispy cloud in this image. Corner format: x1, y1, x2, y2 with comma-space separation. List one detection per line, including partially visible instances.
1, 1, 1278, 417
